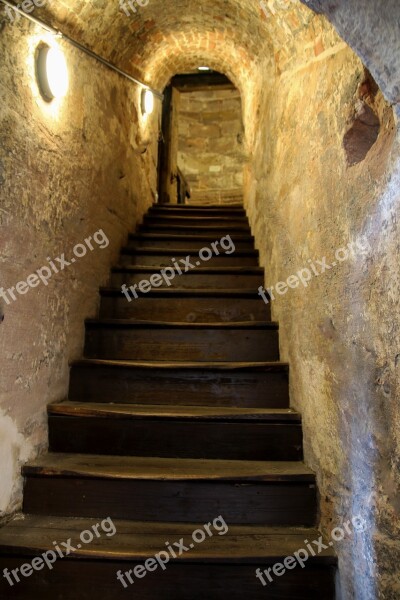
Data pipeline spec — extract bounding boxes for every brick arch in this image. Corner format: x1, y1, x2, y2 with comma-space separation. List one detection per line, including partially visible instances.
141, 32, 255, 94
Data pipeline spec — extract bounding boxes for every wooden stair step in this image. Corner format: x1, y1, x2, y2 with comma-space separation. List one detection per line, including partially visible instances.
143, 215, 249, 227
69, 359, 290, 407
48, 402, 302, 460
49, 402, 299, 421
149, 203, 246, 213
23, 453, 315, 481
120, 247, 258, 267
0, 517, 336, 599
0, 514, 336, 564
22, 454, 317, 525
153, 202, 245, 207
138, 224, 252, 235
128, 233, 254, 250
110, 265, 264, 289
99, 288, 270, 322
84, 319, 280, 362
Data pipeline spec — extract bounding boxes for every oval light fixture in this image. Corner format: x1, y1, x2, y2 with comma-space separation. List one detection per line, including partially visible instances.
36, 45, 69, 101
141, 89, 154, 116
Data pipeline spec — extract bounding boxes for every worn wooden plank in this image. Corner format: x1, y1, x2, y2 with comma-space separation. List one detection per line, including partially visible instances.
128, 233, 255, 250
69, 359, 290, 407
143, 215, 249, 227
23, 480, 317, 525
149, 205, 246, 217
120, 247, 258, 267
0, 515, 336, 564
98, 289, 270, 322
84, 321, 280, 362
23, 454, 314, 482
48, 402, 299, 421
110, 265, 264, 289
0, 555, 336, 600
138, 224, 252, 235
48, 406, 303, 460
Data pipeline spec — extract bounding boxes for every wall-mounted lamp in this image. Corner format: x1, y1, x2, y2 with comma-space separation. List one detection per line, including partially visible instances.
141, 89, 154, 116
36, 45, 69, 101
198, 66, 211, 71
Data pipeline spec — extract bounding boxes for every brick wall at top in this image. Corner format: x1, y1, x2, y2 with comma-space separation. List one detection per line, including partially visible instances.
177, 88, 245, 204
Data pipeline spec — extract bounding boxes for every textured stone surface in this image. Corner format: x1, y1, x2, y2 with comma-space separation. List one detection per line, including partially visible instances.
178, 88, 245, 203
246, 25, 399, 600
0, 18, 157, 518
303, 0, 400, 106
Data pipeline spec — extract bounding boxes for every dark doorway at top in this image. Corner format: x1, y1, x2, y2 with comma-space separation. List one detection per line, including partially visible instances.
157, 71, 245, 205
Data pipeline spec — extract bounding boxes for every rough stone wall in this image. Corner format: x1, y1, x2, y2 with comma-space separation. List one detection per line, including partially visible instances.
0, 17, 157, 520
246, 19, 399, 600
303, 0, 400, 108
177, 88, 245, 204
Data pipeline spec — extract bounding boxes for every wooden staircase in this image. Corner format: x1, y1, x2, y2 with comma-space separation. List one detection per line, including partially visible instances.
0, 203, 336, 598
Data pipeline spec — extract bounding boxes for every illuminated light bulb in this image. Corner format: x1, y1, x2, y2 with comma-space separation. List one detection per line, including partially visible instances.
141, 89, 154, 115
37, 45, 69, 101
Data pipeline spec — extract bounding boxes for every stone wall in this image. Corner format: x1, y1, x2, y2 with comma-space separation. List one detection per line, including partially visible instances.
246, 19, 400, 600
0, 17, 158, 520
177, 88, 245, 204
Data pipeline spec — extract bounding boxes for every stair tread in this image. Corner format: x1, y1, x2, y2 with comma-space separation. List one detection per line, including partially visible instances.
129, 233, 254, 240
112, 265, 263, 273
0, 515, 336, 563
48, 401, 300, 422
152, 204, 245, 209
23, 454, 315, 482
122, 247, 257, 254
100, 288, 264, 297
85, 319, 278, 329
71, 358, 289, 370
144, 218, 248, 225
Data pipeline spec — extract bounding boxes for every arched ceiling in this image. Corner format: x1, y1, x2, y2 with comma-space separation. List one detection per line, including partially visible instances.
24, 0, 399, 111
34, 0, 316, 91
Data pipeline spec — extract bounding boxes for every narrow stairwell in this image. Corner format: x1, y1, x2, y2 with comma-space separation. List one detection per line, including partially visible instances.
0, 203, 337, 599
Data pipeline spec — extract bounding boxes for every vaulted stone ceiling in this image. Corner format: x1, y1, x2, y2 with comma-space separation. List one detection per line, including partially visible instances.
29, 0, 398, 109
34, 0, 319, 91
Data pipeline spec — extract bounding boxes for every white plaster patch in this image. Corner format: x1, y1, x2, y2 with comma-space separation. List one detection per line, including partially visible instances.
0, 410, 33, 515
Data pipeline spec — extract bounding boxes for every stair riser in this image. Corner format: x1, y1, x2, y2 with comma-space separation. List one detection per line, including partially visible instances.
98, 296, 270, 322
127, 238, 254, 251
0, 559, 336, 600
69, 366, 290, 408
84, 328, 280, 362
110, 271, 264, 290
143, 216, 249, 228
120, 252, 258, 267
49, 418, 302, 460
150, 207, 246, 217
138, 225, 251, 235
23, 478, 317, 525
